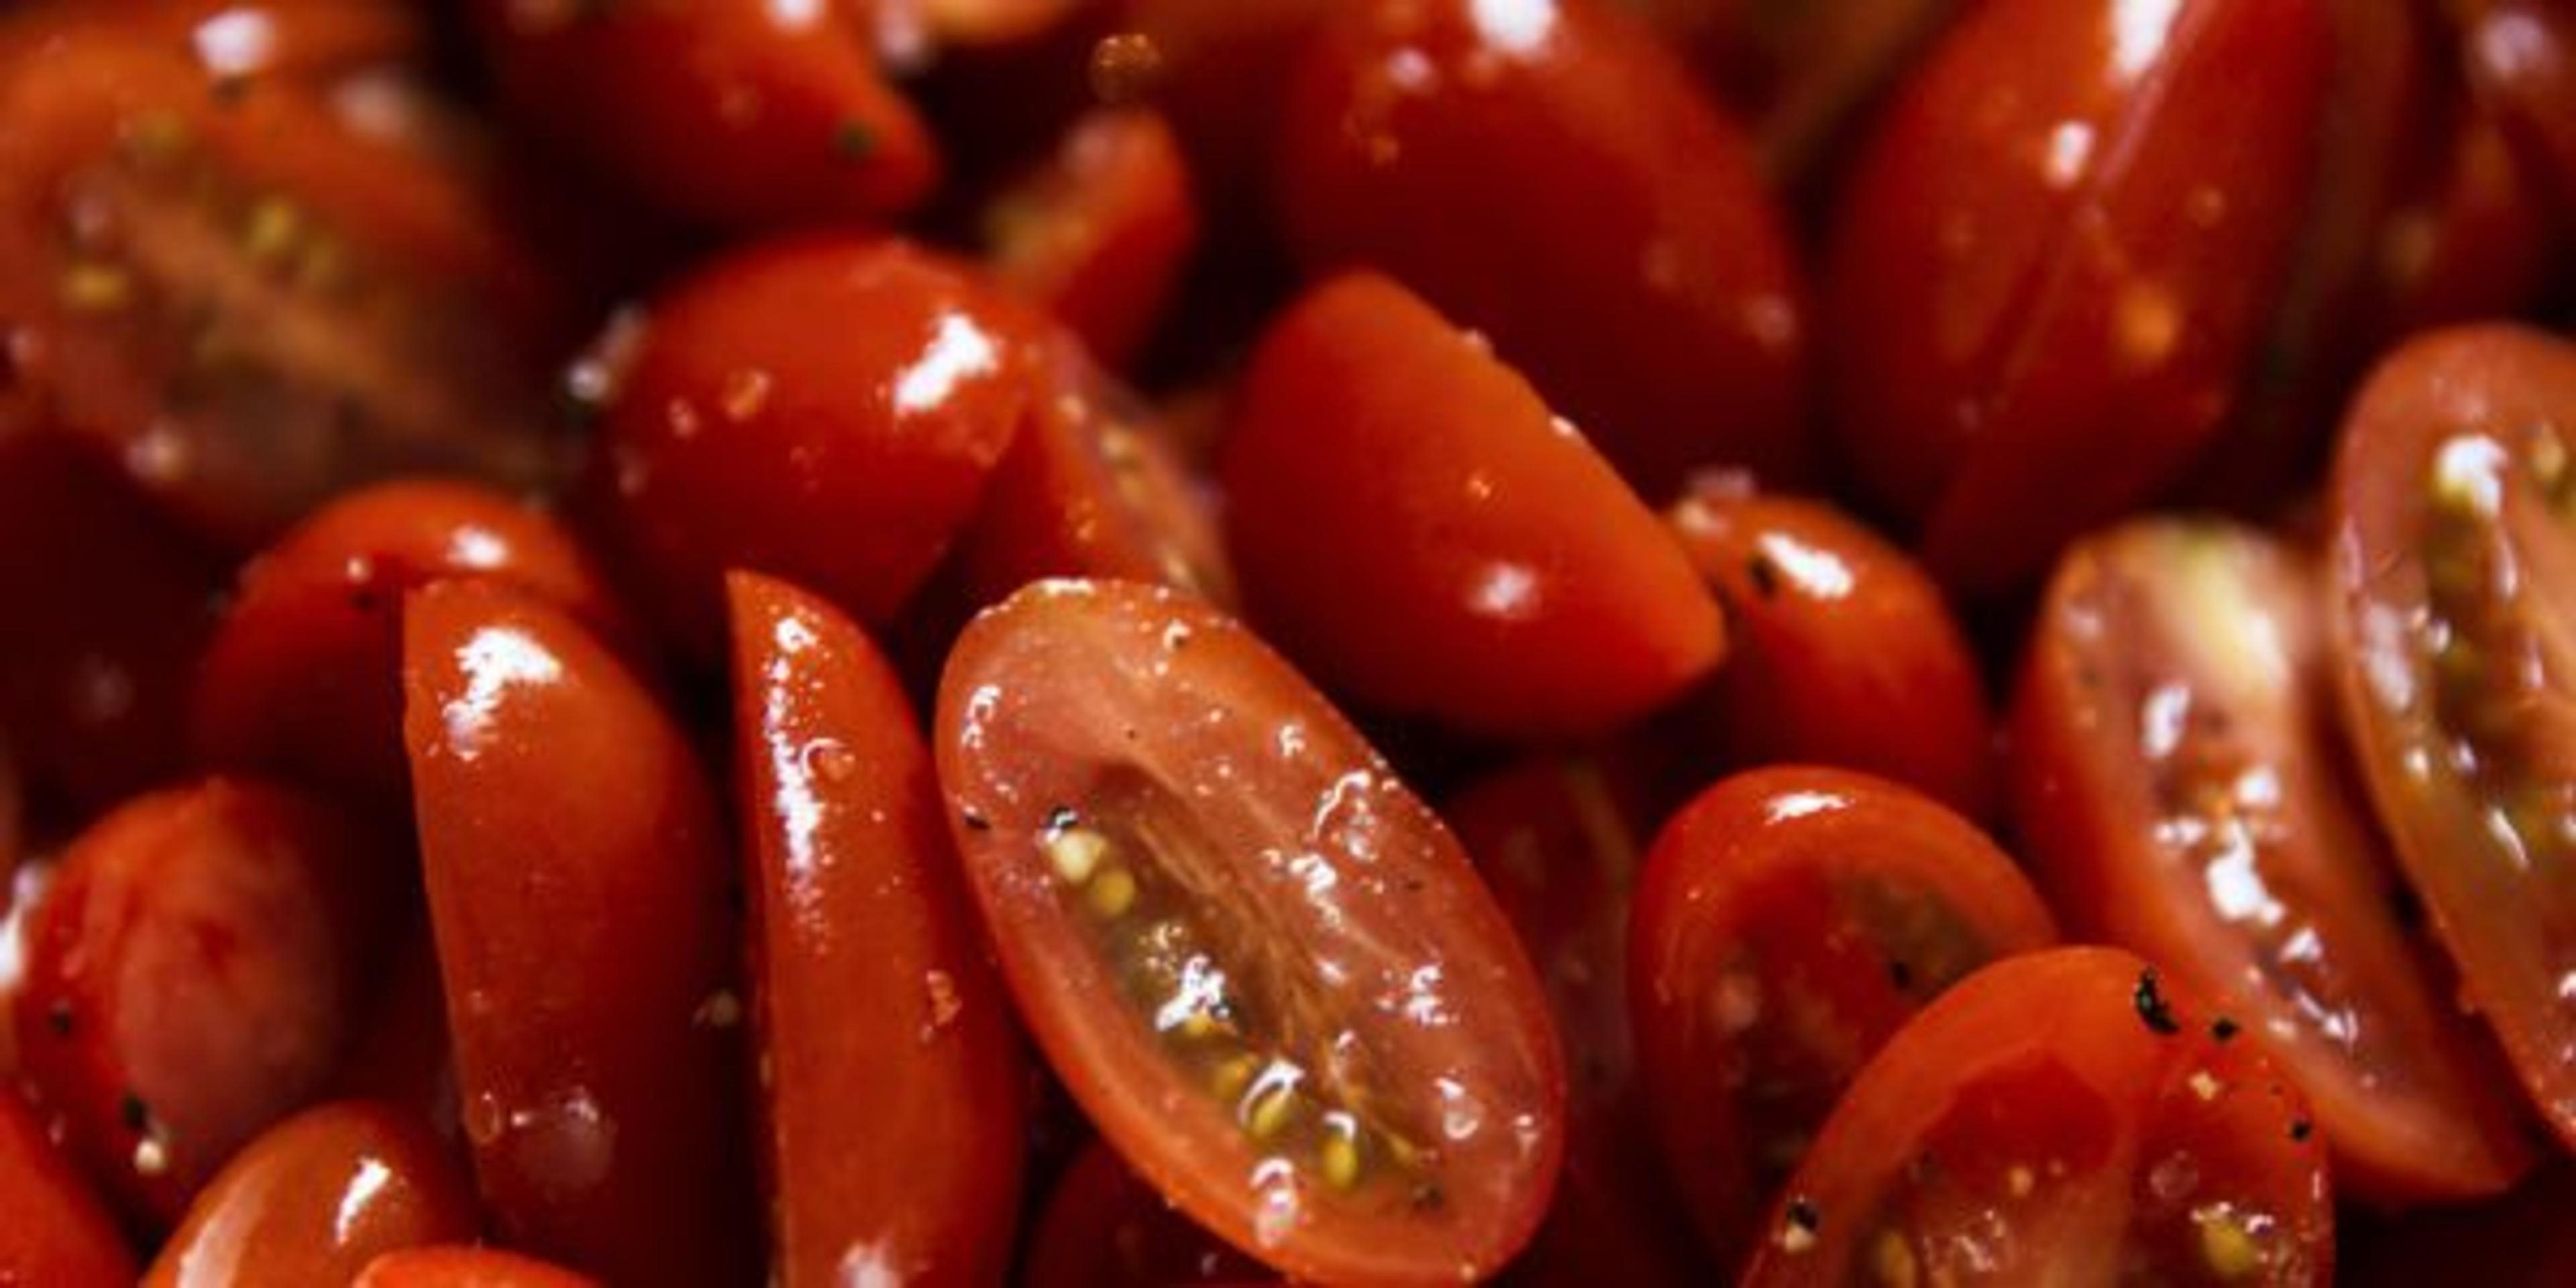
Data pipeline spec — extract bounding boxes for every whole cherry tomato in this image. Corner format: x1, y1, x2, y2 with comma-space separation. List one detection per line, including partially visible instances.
352, 1246, 600, 1288
0, 1085, 134, 1287
1023, 1139, 1275, 1288
984, 107, 1201, 370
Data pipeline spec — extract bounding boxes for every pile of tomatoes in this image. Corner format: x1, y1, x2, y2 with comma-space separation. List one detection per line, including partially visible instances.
1, 0, 2573, 1284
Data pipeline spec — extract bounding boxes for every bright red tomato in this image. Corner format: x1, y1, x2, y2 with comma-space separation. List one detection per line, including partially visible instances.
934, 579, 1564, 1283
984, 107, 1200, 370
0, 1086, 134, 1286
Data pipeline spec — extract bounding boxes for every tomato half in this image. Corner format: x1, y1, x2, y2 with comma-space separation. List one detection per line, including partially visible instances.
984, 107, 1200, 370
352, 1246, 600, 1288
934, 579, 1564, 1283
0, 1086, 133, 1287
2326, 325, 2576, 1149
1739, 947, 2333, 1285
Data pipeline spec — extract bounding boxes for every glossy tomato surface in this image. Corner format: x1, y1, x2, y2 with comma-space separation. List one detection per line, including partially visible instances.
352, 1246, 602, 1288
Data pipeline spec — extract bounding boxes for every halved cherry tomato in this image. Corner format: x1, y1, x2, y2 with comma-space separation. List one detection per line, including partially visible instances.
2013, 517, 2534, 1202
401, 581, 754, 1285
2326, 325, 2576, 1149
584, 235, 1044, 653
1739, 947, 2332, 1285
1668, 483, 1995, 820
192, 478, 628, 806
1222, 272, 1723, 743
1276, 0, 1809, 498
466, 0, 937, 230
1628, 765, 2057, 1268
726, 570, 1024, 1287
934, 579, 1564, 1283
352, 1246, 600, 1288
0, 1086, 134, 1286
9, 777, 396, 1223
2453, 0, 2576, 220
1826, 0, 2331, 594
984, 108, 1200, 370
144, 1099, 476, 1288
1024, 1138, 1275, 1288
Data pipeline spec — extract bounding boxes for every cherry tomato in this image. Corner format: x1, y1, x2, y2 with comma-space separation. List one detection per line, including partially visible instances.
935, 579, 1564, 1283
466, 0, 937, 230
401, 580, 755, 1285
1826, 0, 2331, 594
2325, 325, 2576, 1150
1222, 272, 1723, 743
1628, 765, 2058, 1268
9, 777, 396, 1223
2013, 517, 2534, 1202
352, 1246, 600, 1288
1024, 1139, 1275, 1288
329, 926, 458, 1145
1668, 483, 1996, 820
1108, 0, 1336, 211
192, 478, 628, 806
144, 1100, 477, 1288
0, 857, 47, 1080
584, 235, 1044, 653
984, 108, 1200, 370
2344, 1161, 2576, 1288
2453, 0, 2576, 220
1275, 0, 1811, 498
2369, 101, 2569, 341
0, 1086, 134, 1287
726, 570, 1025, 1287
1739, 947, 2332, 1285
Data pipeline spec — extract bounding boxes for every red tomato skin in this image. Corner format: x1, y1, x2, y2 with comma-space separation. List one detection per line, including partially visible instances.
328, 926, 459, 1146
0, 1087, 135, 1286
1826, 0, 2331, 594
1275, 0, 1811, 498
192, 479, 629, 806
9, 777, 395, 1224
585, 235, 1042, 655
1222, 272, 1724, 743
466, 0, 937, 230
2344, 1161, 2576, 1288
144, 1100, 476, 1288
2455, 0, 2576, 221
400, 580, 755, 1286
1110, 0, 1336, 210
726, 570, 1024, 1288
353, 1246, 601, 1288
1668, 486, 1995, 820
985, 108, 1201, 370
1023, 1140, 1276, 1288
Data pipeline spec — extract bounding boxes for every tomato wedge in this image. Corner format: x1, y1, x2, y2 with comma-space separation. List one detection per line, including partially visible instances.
1740, 947, 2333, 1285
2326, 325, 2576, 1148
934, 579, 1564, 1283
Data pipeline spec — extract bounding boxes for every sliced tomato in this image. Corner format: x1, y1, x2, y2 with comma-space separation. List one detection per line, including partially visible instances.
726, 570, 1024, 1287
934, 579, 1564, 1283
353, 1246, 600, 1288
1222, 272, 1723, 743
1024, 1138, 1276, 1288
402, 581, 755, 1285
0, 1087, 134, 1286
1628, 765, 2057, 1269
2326, 325, 2576, 1148
2014, 516, 2534, 1202
984, 107, 1200, 370
1739, 947, 2331, 1285
144, 1100, 476, 1287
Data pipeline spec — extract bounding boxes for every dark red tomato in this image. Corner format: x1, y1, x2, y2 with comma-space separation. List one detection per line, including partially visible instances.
1739, 947, 2331, 1285
911, 0, 1090, 49
1223, 272, 1723, 743
985, 108, 1200, 370
584, 235, 1044, 653
192, 478, 628, 805
0, 857, 46, 1079
1108, 0, 1336, 209
0, 735, 18, 889
0, 1087, 134, 1286
2369, 101, 2568, 341
2453, 0, 2576, 219
58, 0, 426, 83
1668, 483, 1995, 820
2326, 325, 2576, 1150
353, 1246, 600, 1288
725, 570, 1024, 1287
1646, 0, 1964, 189
935, 579, 1564, 1283
466, 0, 936, 230
1024, 1139, 1276, 1288
1443, 758, 1699, 1287
1827, 0, 2330, 594
2012, 517, 2534, 1202
329, 926, 458, 1144
1275, 0, 1810, 498
144, 1100, 476, 1288
401, 581, 754, 1285
0, 24, 563, 547
1628, 766, 2057, 1268
9, 777, 396, 1223
2343, 1161, 2576, 1288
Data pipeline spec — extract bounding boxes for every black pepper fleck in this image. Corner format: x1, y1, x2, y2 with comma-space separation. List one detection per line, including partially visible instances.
1887, 959, 1915, 990
2211, 1016, 2240, 1043
960, 807, 991, 833
119, 1093, 151, 1134
2134, 969, 2181, 1035
2288, 1118, 2313, 1142
1747, 555, 1780, 600
44, 1000, 73, 1038
830, 120, 879, 162
1786, 1196, 1821, 1233
1042, 805, 1079, 835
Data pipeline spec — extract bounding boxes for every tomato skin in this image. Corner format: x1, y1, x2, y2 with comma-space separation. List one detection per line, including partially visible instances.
1827, 0, 2330, 594
2344, 1161, 2576, 1288
1668, 485, 1995, 820
1023, 1140, 1275, 1288
2326, 325, 2576, 1149
2453, 0, 2576, 221
50, 1, 427, 83
0, 1086, 134, 1286
352, 1246, 600, 1288
985, 108, 1200, 370
1739, 947, 2331, 1285
585, 235, 1042, 654
9, 777, 396, 1224
1628, 765, 2057, 1269
1275, 0, 1810, 498
328, 928, 458, 1146
144, 1100, 476, 1288
1223, 273, 1724, 743
466, 0, 937, 229
934, 579, 1564, 1285
725, 570, 1025, 1288
2012, 517, 2534, 1203
193, 479, 628, 806
1109, 0, 1336, 210
400, 580, 755, 1285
